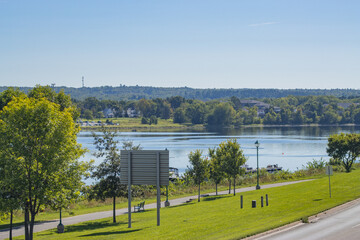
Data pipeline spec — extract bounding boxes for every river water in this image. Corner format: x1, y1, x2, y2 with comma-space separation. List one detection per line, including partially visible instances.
78, 126, 360, 181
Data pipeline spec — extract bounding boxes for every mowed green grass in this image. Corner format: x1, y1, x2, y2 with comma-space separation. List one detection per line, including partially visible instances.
20, 169, 360, 240
80, 117, 204, 131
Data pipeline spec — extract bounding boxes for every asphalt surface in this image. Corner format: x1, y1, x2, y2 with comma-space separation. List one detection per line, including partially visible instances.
258, 198, 360, 240
0, 180, 311, 240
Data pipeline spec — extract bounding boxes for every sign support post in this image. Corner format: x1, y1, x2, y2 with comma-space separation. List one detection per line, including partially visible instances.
326, 165, 333, 198
120, 150, 169, 228
128, 151, 132, 228
157, 152, 160, 226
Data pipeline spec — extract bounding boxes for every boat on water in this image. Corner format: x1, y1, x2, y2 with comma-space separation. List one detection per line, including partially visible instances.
241, 164, 283, 174
241, 164, 256, 174
169, 167, 179, 181
266, 164, 282, 173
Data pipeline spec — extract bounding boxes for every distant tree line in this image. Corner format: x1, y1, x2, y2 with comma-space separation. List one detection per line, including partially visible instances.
75, 95, 360, 127
1, 85, 360, 101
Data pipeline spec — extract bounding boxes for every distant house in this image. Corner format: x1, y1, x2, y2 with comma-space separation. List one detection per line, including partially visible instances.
103, 108, 115, 118
126, 108, 141, 118
240, 100, 280, 117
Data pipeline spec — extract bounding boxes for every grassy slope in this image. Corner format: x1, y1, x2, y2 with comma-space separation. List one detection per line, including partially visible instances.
19, 169, 360, 240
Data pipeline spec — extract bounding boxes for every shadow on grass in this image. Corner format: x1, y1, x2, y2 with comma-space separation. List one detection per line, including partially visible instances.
313, 199, 323, 201
203, 195, 233, 202
62, 220, 128, 234
0, 220, 57, 232
80, 228, 142, 237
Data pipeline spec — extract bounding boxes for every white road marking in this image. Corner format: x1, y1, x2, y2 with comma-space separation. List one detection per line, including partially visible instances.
351, 223, 360, 228
256, 223, 304, 240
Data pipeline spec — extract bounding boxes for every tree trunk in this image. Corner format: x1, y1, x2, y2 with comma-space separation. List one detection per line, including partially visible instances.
228, 179, 231, 194
9, 209, 13, 240
216, 183, 218, 195
29, 212, 36, 240
198, 184, 200, 202
24, 202, 29, 240
113, 195, 116, 223
233, 177, 236, 196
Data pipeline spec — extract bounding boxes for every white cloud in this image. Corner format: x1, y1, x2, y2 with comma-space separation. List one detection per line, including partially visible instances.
249, 22, 279, 27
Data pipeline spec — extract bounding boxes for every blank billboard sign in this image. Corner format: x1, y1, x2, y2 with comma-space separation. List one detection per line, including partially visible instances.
120, 150, 169, 186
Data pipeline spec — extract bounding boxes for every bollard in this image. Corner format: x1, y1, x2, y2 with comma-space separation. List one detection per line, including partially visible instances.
266, 194, 269, 206
240, 195, 243, 209
252, 200, 256, 208
261, 196, 264, 207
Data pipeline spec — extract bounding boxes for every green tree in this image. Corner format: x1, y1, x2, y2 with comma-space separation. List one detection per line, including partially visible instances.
320, 106, 341, 124
0, 87, 26, 110
137, 99, 156, 118
263, 109, 277, 125
327, 133, 360, 172
168, 96, 185, 109
354, 109, 360, 124
292, 109, 305, 124
213, 139, 247, 196
91, 126, 121, 223
0, 177, 22, 240
0, 96, 88, 240
173, 108, 187, 123
28, 85, 79, 119
91, 127, 142, 223
187, 150, 209, 202
185, 101, 207, 124
207, 102, 235, 127
208, 148, 225, 195
83, 109, 94, 120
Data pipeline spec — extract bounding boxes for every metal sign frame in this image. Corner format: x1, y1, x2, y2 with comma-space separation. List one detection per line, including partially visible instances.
120, 150, 169, 228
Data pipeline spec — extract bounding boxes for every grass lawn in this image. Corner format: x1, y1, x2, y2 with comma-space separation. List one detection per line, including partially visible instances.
17, 169, 360, 240
80, 117, 204, 131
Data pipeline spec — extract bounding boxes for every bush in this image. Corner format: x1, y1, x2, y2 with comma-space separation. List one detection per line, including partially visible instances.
141, 117, 149, 124
304, 158, 327, 170
301, 216, 309, 223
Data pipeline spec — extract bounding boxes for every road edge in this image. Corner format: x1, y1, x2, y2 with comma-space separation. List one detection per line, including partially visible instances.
244, 197, 360, 240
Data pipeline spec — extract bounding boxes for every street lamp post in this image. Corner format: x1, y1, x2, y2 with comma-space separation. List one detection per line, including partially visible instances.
255, 140, 261, 190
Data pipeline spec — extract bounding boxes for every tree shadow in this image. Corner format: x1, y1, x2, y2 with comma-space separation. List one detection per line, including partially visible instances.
203, 195, 232, 202
0, 220, 57, 232
60, 220, 128, 234
313, 199, 323, 201
80, 228, 142, 237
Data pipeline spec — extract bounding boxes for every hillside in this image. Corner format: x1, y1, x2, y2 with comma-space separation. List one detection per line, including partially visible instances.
1, 86, 360, 101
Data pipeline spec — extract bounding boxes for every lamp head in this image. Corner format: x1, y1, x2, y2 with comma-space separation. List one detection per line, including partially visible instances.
255, 140, 260, 148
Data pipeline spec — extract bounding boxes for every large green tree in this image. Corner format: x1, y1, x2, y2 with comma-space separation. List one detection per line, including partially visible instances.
187, 150, 209, 202
327, 133, 360, 172
207, 102, 235, 127
0, 87, 26, 111
212, 139, 247, 196
0, 96, 88, 240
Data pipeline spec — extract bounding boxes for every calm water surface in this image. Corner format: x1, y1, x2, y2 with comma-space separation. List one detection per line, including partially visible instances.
78, 126, 360, 181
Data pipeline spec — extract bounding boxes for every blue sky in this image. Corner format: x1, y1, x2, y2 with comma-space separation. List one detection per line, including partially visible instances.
1, 0, 359, 89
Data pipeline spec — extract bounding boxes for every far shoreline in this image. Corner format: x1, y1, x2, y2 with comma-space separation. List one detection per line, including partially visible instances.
79, 123, 360, 132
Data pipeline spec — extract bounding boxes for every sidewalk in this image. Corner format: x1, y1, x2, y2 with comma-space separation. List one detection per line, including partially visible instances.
0, 180, 311, 240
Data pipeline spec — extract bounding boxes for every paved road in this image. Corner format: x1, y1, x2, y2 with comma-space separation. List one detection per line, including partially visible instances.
0, 180, 311, 240
259, 199, 360, 240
